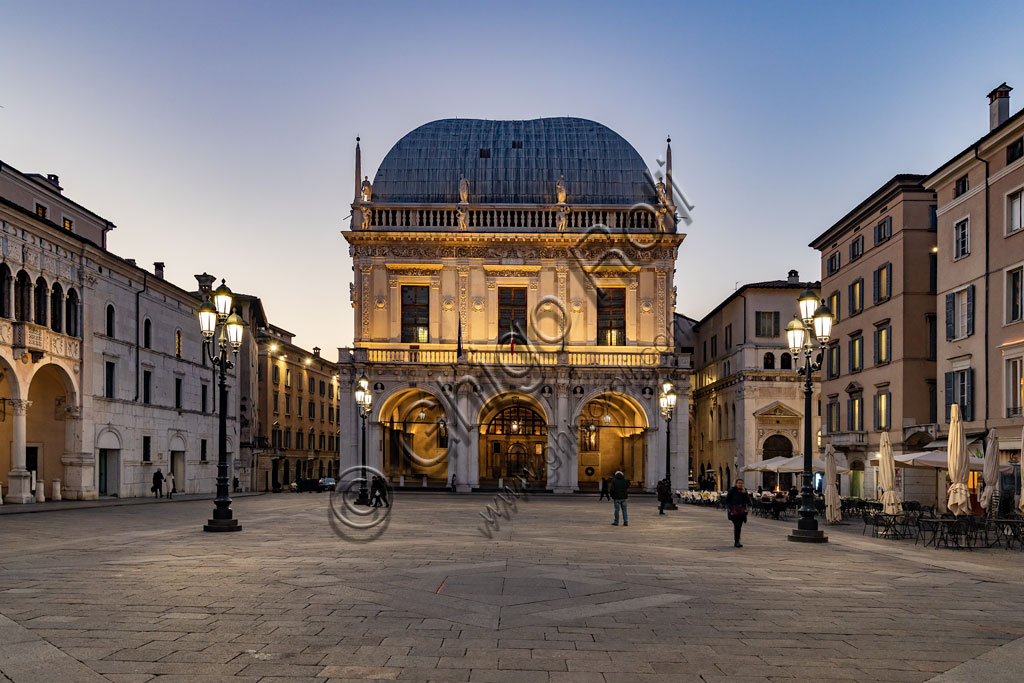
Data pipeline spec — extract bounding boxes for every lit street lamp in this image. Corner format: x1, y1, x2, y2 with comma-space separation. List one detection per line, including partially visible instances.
354, 372, 373, 506
659, 379, 678, 509
198, 279, 245, 532
785, 287, 834, 543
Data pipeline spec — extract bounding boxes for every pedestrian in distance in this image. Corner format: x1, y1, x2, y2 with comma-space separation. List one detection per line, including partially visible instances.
726, 478, 750, 548
609, 470, 629, 526
165, 472, 175, 500
656, 478, 671, 515
152, 468, 164, 498
371, 476, 384, 507
598, 477, 610, 501
450, 474, 457, 493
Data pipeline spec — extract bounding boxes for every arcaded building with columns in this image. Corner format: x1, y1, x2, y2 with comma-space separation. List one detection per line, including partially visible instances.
339, 118, 691, 492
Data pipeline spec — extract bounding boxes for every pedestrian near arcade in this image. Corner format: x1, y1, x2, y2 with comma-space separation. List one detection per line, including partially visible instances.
450, 474, 457, 493
725, 478, 750, 548
656, 478, 671, 515
609, 471, 629, 526
165, 472, 175, 500
598, 477, 610, 501
152, 469, 164, 498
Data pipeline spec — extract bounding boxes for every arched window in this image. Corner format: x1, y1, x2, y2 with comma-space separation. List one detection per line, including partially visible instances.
65, 289, 80, 337
175, 330, 182, 358
105, 304, 115, 338
763, 352, 775, 369
143, 319, 152, 349
14, 271, 31, 322
50, 283, 64, 333
0, 264, 11, 318
780, 352, 792, 370
34, 277, 48, 326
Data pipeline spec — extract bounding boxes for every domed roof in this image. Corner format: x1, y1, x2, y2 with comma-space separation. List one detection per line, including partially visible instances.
370, 117, 657, 205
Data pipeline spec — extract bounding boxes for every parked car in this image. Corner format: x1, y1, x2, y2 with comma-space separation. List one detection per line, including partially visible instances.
319, 477, 337, 492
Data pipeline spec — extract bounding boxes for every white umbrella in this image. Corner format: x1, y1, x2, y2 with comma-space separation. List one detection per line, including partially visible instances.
742, 456, 790, 472
878, 432, 902, 515
1019, 423, 1024, 515
947, 404, 971, 516
775, 455, 850, 474
978, 430, 1000, 512
824, 445, 841, 524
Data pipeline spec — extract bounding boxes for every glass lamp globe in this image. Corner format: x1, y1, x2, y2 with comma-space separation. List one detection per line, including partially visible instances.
786, 316, 806, 354
198, 299, 217, 338
213, 279, 233, 319
813, 302, 834, 343
225, 311, 245, 349
798, 287, 819, 325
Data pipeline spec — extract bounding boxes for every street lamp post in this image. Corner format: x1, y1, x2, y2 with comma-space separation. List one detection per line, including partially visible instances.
198, 279, 245, 533
659, 380, 678, 509
786, 287, 834, 544
354, 372, 373, 506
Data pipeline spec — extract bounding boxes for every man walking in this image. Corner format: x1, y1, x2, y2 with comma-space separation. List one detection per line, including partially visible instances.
609, 470, 629, 526
656, 478, 671, 515
598, 477, 610, 501
152, 469, 164, 499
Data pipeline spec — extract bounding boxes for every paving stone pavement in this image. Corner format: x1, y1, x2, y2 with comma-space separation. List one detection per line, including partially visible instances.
0, 492, 1022, 682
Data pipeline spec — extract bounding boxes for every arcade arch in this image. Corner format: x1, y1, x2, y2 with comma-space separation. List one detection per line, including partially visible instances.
574, 392, 648, 489
377, 387, 450, 482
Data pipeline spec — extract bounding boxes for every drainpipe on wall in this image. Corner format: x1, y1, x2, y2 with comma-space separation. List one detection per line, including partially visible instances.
973, 144, 990, 425
133, 272, 149, 402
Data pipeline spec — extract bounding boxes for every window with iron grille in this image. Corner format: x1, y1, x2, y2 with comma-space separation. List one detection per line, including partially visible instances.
826, 252, 840, 275
754, 311, 779, 337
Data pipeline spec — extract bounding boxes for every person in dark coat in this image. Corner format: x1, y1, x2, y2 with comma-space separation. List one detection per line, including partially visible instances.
656, 478, 671, 515
598, 477, 610, 501
152, 469, 164, 498
725, 479, 750, 548
609, 471, 629, 526
450, 474, 457, 493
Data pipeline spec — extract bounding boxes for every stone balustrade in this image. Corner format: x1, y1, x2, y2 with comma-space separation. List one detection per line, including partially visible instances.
10, 321, 81, 361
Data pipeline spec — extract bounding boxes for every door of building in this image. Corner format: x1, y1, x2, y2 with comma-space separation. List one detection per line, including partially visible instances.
26, 446, 38, 492
171, 451, 185, 494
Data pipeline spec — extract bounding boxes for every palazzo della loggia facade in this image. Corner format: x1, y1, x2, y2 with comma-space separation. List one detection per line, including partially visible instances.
340, 118, 691, 492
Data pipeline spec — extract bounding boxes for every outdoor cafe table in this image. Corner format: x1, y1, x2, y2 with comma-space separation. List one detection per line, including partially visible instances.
916, 518, 967, 548
993, 518, 1024, 549
874, 513, 908, 539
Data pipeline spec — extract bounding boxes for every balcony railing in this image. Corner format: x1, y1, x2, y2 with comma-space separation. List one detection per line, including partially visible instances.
10, 321, 81, 362
361, 203, 669, 232
829, 431, 867, 447
355, 346, 680, 368
1008, 406, 1023, 418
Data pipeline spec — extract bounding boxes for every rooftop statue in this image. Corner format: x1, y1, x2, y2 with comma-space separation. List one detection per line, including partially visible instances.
360, 176, 372, 203
556, 204, 570, 232
458, 174, 470, 203
655, 178, 670, 207
455, 205, 469, 231
555, 174, 567, 204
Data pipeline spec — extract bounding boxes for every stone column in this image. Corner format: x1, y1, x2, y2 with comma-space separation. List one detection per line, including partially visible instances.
548, 380, 576, 493
451, 383, 468, 491
5, 399, 33, 503
674, 386, 690, 491
59, 407, 96, 500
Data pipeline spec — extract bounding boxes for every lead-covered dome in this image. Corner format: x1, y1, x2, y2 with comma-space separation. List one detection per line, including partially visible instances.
370, 117, 657, 205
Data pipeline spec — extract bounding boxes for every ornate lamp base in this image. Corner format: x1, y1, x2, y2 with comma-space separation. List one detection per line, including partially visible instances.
787, 528, 828, 543
204, 518, 242, 532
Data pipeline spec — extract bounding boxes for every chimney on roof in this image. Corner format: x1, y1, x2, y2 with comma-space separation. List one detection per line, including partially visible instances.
45, 174, 62, 193
989, 82, 1012, 131
154, 262, 165, 280
126, 258, 136, 266
195, 272, 216, 297
788, 269, 799, 284
313, 346, 321, 358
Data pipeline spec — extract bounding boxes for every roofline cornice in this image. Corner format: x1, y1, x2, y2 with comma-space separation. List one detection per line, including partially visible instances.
809, 175, 931, 250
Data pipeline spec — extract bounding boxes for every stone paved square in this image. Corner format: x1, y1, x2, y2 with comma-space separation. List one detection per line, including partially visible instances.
1, 493, 1022, 682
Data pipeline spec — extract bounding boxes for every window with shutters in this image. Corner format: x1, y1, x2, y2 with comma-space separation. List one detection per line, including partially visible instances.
873, 263, 892, 303
954, 175, 969, 197
595, 288, 625, 346
1006, 356, 1024, 418
929, 253, 937, 294
847, 395, 863, 432
1007, 266, 1023, 323
710, 335, 717, 358
926, 314, 937, 360
953, 219, 970, 259
849, 278, 864, 315
1008, 190, 1023, 235
724, 324, 732, 349
874, 324, 892, 365
826, 400, 840, 433
944, 369, 974, 422
755, 311, 779, 337
272, 365, 280, 384
827, 343, 840, 380
849, 335, 863, 373
874, 391, 891, 430
273, 393, 279, 414
826, 252, 840, 275
874, 216, 892, 245
1008, 137, 1024, 164
946, 286, 974, 340
828, 291, 840, 322
849, 235, 864, 261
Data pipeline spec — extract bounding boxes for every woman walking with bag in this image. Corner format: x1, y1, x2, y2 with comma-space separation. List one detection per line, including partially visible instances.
725, 478, 750, 548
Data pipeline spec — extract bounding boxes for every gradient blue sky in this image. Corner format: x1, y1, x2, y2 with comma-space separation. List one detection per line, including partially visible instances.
2, 1, 1022, 352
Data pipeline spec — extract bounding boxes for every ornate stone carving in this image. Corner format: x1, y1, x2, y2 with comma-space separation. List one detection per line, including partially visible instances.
472, 296, 485, 312
556, 204, 570, 232
349, 282, 357, 308
9, 399, 32, 415
555, 174, 567, 204
486, 281, 496, 289
458, 174, 470, 203
529, 282, 538, 290
655, 178, 669, 207
455, 206, 469, 231
570, 299, 583, 313
374, 295, 387, 310
442, 296, 456, 312
640, 299, 653, 313
458, 266, 469, 324
360, 265, 373, 338
430, 279, 440, 289
360, 206, 372, 230
388, 278, 398, 288
360, 176, 372, 202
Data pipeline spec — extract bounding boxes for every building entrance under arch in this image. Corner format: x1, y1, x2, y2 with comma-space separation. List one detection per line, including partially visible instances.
480, 402, 547, 488
576, 393, 647, 490
379, 389, 449, 484
761, 434, 794, 491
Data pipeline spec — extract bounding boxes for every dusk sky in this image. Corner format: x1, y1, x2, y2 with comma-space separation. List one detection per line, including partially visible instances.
2, 0, 1022, 352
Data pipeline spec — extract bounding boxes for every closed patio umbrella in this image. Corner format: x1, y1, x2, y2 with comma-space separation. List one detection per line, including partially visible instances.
824, 444, 841, 524
878, 432, 902, 515
947, 404, 971, 516
979, 430, 1000, 512
1020, 423, 1024, 515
